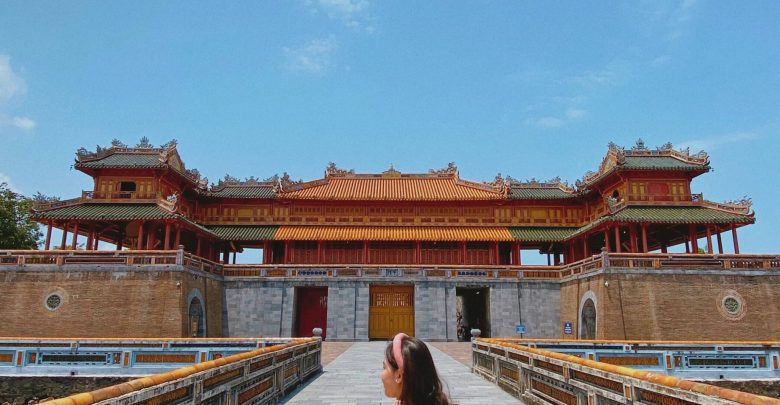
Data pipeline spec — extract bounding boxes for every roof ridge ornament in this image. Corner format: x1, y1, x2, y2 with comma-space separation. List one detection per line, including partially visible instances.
428, 162, 458, 177
382, 164, 401, 178
325, 162, 355, 177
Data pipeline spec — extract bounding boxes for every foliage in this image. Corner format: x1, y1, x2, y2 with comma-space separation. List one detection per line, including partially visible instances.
0, 183, 41, 249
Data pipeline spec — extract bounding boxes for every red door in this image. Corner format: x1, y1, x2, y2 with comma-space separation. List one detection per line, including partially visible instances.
296, 287, 328, 339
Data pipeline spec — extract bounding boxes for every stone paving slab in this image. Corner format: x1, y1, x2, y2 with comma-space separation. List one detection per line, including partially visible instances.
281, 342, 522, 405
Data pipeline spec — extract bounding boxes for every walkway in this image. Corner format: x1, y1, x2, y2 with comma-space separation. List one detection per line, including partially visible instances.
281, 342, 522, 405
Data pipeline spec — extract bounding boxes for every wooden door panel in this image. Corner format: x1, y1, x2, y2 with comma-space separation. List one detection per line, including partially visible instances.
369, 285, 414, 339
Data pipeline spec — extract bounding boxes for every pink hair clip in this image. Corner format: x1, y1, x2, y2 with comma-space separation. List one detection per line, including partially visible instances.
392, 333, 408, 371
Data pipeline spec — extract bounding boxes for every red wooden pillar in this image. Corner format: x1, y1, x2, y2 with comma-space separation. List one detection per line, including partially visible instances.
363, 241, 369, 264
684, 238, 690, 253
174, 226, 181, 249
60, 222, 69, 250
491, 241, 499, 265
641, 223, 648, 253
222, 249, 229, 264
93, 231, 100, 250
71, 222, 80, 250
460, 241, 467, 265
137, 222, 145, 250
415, 241, 421, 264
716, 229, 724, 254
146, 223, 155, 250
196, 237, 202, 257
512, 241, 520, 265
629, 224, 638, 253
582, 236, 589, 258
317, 240, 324, 264
547, 253, 551, 266
232, 251, 237, 264
262, 240, 269, 264
86, 224, 94, 251
603, 229, 610, 252
705, 225, 713, 254
45, 220, 53, 250
116, 231, 123, 250
553, 252, 560, 265
689, 224, 699, 253
613, 225, 621, 253
731, 224, 740, 254
164, 222, 172, 251
284, 240, 291, 264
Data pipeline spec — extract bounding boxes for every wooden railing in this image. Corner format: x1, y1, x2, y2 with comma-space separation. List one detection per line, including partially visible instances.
35, 338, 320, 405
473, 338, 780, 405
1, 250, 778, 280
33, 193, 177, 213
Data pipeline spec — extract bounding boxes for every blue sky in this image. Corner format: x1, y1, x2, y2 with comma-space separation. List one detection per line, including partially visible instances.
0, 1, 778, 255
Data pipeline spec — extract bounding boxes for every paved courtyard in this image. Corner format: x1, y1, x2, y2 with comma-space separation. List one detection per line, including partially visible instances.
281, 342, 522, 404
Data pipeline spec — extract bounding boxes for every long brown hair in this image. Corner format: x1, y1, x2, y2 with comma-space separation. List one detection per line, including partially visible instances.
385, 336, 452, 405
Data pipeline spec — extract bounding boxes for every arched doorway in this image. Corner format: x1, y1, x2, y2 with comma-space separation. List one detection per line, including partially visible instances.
580, 298, 596, 339
189, 297, 205, 337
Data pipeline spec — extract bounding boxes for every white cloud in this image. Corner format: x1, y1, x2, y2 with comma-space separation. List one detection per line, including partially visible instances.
0, 172, 19, 193
283, 37, 339, 76
305, 0, 374, 31
0, 55, 27, 103
12, 116, 35, 131
566, 108, 588, 120
677, 132, 758, 152
535, 117, 565, 129
651, 55, 671, 67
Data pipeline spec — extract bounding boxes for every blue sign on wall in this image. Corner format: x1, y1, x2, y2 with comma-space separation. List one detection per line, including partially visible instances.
563, 322, 573, 335
515, 323, 526, 334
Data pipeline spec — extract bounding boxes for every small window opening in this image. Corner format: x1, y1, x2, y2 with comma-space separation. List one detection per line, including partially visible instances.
119, 181, 137, 192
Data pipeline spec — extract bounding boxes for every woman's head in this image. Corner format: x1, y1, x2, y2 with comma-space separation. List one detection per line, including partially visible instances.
381, 333, 451, 405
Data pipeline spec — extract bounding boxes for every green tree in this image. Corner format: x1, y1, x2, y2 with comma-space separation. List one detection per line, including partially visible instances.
0, 183, 41, 249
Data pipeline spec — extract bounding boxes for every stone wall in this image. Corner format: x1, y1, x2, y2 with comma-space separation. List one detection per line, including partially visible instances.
560, 269, 780, 340
224, 280, 295, 337
0, 265, 222, 338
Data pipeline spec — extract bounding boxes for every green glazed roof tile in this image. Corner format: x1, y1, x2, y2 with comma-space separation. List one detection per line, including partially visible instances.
508, 188, 577, 199
622, 156, 707, 170
33, 204, 175, 220
207, 225, 279, 240
77, 153, 165, 168
610, 206, 753, 224
509, 227, 577, 242
207, 186, 276, 199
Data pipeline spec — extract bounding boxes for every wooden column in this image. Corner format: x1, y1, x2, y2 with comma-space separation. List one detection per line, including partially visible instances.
460, 241, 467, 265
582, 236, 589, 258
716, 229, 724, 254
689, 224, 699, 253
116, 231, 123, 251
86, 225, 95, 251
71, 222, 80, 250
547, 253, 551, 266
614, 225, 621, 253
284, 241, 291, 264
196, 237, 202, 257
553, 252, 560, 265
512, 241, 521, 265
629, 225, 638, 253
415, 241, 421, 264
262, 240, 269, 264
174, 226, 181, 249
661, 243, 667, 253
93, 232, 100, 250
60, 222, 69, 250
705, 225, 713, 254
641, 223, 648, 253
232, 251, 237, 264
317, 240, 324, 264
731, 224, 740, 254
603, 229, 610, 252
45, 220, 53, 250
684, 238, 690, 253
363, 241, 369, 264
146, 224, 155, 250
137, 222, 145, 250
222, 249, 229, 264
164, 222, 172, 251
491, 241, 499, 265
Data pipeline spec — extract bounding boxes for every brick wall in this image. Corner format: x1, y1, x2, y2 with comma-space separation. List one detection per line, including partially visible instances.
0, 266, 222, 338
561, 270, 780, 340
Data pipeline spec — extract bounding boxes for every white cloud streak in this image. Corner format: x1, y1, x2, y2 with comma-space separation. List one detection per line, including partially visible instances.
676, 132, 758, 152
305, 0, 373, 31
283, 37, 340, 76
0, 55, 27, 103
12, 116, 35, 131
0, 172, 20, 193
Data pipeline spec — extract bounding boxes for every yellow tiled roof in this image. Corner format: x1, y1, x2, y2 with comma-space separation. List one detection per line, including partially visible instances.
274, 226, 514, 241
279, 176, 504, 201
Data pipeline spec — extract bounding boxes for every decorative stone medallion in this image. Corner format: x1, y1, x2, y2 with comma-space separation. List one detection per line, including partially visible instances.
45, 293, 63, 311
717, 289, 746, 321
